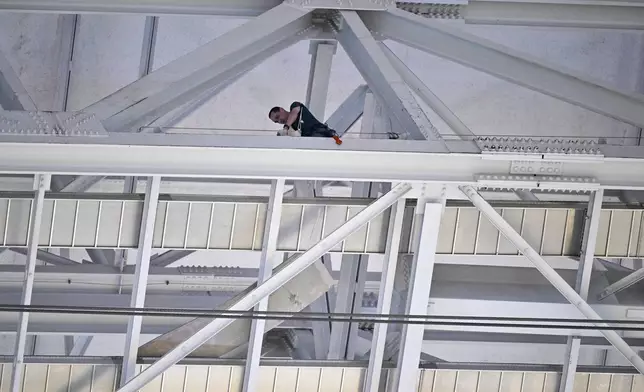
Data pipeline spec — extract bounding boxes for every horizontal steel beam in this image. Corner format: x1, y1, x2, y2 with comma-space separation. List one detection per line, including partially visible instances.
0, 0, 281, 16
399, 1, 644, 30
462, 1, 644, 30
0, 134, 641, 189
6, 0, 644, 31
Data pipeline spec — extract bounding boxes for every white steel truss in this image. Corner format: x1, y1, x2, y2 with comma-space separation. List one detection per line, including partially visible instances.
3, 1, 644, 390
117, 183, 412, 391
3, 0, 644, 31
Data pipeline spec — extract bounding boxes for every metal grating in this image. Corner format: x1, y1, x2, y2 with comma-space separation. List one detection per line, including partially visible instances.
0, 364, 643, 392
1, 195, 643, 258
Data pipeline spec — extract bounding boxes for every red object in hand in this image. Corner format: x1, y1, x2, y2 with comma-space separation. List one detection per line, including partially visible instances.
332, 135, 343, 145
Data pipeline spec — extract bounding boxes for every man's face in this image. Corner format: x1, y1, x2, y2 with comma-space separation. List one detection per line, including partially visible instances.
270, 108, 288, 125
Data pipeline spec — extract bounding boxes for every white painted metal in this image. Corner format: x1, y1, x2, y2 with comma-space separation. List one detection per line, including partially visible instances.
305, 41, 336, 119
51, 15, 76, 112
66, 336, 92, 356
63, 4, 312, 192
337, 11, 446, 146
296, 40, 336, 359
461, 185, 644, 374
0, 193, 643, 259
9, 174, 50, 392
559, 190, 604, 392
9, 248, 78, 266
5, 363, 644, 392
391, 194, 445, 392
328, 182, 372, 360
599, 267, 644, 300
117, 183, 412, 392
325, 84, 368, 136
4, 134, 644, 188
91, 4, 311, 129
363, 8, 644, 128
0, 110, 106, 136
149, 250, 194, 267
379, 43, 475, 140
139, 16, 158, 79
121, 176, 161, 385
463, 0, 644, 30
0, 0, 281, 16
0, 51, 37, 111
242, 179, 284, 392
364, 198, 405, 392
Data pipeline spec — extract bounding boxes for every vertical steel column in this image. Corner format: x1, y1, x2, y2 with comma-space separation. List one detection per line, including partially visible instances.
305, 41, 336, 118
390, 190, 445, 392
329, 92, 379, 360
328, 182, 372, 360
120, 176, 161, 385
364, 198, 406, 392
117, 183, 412, 392
294, 40, 337, 359
460, 185, 644, 374
10, 174, 50, 391
559, 189, 604, 392
52, 14, 77, 112
139, 16, 158, 78
242, 179, 285, 392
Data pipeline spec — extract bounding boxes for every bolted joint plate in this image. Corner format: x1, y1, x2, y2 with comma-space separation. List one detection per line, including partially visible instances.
476, 174, 599, 192
397, 2, 463, 19
0, 110, 107, 137
510, 160, 564, 176
285, 0, 394, 10
475, 136, 603, 156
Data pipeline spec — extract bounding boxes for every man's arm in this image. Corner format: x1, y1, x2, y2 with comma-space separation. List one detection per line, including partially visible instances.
286, 105, 301, 128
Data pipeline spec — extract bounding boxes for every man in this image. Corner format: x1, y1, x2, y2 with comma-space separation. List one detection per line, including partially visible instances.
269, 101, 343, 145
269, 101, 400, 142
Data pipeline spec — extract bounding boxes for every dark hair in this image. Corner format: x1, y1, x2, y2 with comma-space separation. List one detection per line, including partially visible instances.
268, 107, 281, 118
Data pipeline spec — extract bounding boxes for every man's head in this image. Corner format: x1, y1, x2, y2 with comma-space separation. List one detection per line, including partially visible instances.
269, 106, 289, 125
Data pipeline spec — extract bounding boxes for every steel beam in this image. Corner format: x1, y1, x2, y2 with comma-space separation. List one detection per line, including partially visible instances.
337, 11, 447, 147
460, 185, 644, 374
379, 42, 474, 140
462, 1, 644, 30
364, 199, 405, 392
390, 193, 445, 392
10, 174, 50, 392
67, 336, 92, 356
5, 134, 644, 189
86, 249, 115, 265
143, 20, 301, 135
9, 248, 79, 266
120, 176, 160, 385
306, 41, 336, 119
64, 4, 310, 191
325, 84, 368, 136
242, 179, 284, 392
0, 0, 281, 16
52, 14, 77, 112
92, 4, 311, 131
599, 267, 644, 300
328, 182, 372, 360
294, 39, 338, 359
328, 98, 381, 359
362, 8, 644, 128
0, 51, 36, 111
139, 16, 158, 78
149, 250, 195, 267
116, 183, 412, 392
559, 190, 604, 392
